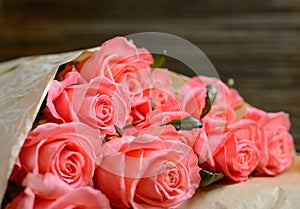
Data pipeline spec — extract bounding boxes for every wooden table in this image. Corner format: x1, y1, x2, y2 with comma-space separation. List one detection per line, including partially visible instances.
0, 0, 299, 151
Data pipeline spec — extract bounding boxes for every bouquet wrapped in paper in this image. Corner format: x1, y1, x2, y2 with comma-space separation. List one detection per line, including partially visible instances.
0, 36, 298, 209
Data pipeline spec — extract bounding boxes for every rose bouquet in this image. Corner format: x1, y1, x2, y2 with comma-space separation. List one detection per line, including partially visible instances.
1, 37, 295, 209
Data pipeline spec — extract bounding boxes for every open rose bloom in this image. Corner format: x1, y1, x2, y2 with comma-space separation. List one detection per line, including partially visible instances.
0, 36, 297, 209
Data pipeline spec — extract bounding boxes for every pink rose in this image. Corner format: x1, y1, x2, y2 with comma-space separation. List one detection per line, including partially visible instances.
129, 96, 153, 125
178, 76, 207, 119
145, 68, 179, 111
45, 73, 131, 137
244, 107, 291, 130
79, 36, 153, 83
183, 76, 244, 159
123, 68, 152, 98
244, 107, 294, 176
6, 173, 111, 209
148, 110, 190, 126
128, 69, 180, 127
200, 76, 243, 124
193, 127, 215, 168
124, 109, 190, 137
188, 76, 244, 110
160, 124, 200, 148
182, 76, 244, 123
146, 110, 201, 147
201, 119, 260, 182
15, 122, 102, 187
94, 135, 201, 209
259, 129, 294, 176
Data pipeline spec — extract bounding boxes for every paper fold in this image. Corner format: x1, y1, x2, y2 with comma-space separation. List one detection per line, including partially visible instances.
0, 51, 81, 201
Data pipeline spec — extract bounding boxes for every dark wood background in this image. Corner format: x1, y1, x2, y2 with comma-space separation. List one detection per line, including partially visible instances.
1, 0, 300, 151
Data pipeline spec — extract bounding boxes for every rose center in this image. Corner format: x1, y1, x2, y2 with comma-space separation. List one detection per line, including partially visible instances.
95, 94, 113, 122
277, 141, 286, 156
54, 145, 87, 186
168, 171, 177, 185
66, 162, 75, 173
165, 168, 179, 187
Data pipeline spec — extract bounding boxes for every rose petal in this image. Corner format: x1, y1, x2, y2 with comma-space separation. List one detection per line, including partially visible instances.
22, 173, 73, 199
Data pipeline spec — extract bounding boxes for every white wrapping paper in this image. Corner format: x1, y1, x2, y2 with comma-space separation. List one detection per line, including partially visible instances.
0, 50, 299, 208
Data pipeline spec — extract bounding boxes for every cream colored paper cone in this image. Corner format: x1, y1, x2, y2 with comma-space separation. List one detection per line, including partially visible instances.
0, 51, 82, 201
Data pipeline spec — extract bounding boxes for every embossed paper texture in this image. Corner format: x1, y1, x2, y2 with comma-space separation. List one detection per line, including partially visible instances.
0, 52, 299, 208
0, 51, 80, 201
179, 155, 300, 209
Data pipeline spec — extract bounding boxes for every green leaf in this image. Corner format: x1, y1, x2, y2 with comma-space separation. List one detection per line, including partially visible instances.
200, 85, 217, 119
164, 116, 202, 131
200, 169, 224, 187
151, 54, 166, 69
56, 75, 64, 82
226, 78, 235, 88
207, 85, 217, 104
